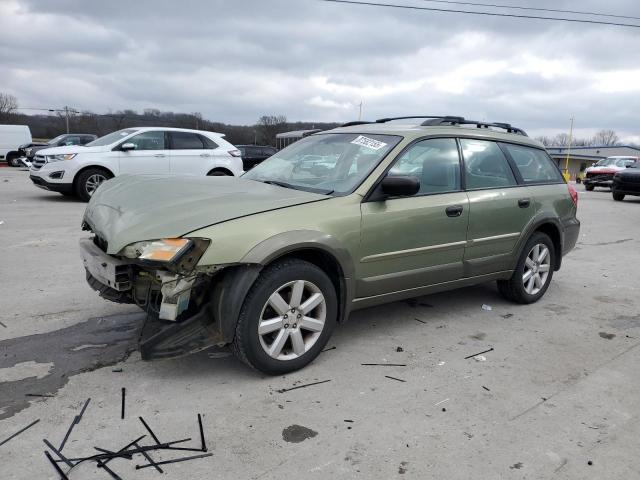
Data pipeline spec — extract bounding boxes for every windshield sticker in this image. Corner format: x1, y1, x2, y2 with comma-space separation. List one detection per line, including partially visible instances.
351, 135, 387, 150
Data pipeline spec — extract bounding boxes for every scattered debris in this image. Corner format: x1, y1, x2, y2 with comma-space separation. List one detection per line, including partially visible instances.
343, 419, 354, 423
482, 386, 491, 391
25, 393, 54, 398
464, 347, 494, 359
321, 346, 336, 353
0, 419, 40, 448
599, 332, 616, 340
481, 304, 492, 311
398, 461, 409, 474
277, 379, 331, 393
414, 318, 427, 324
475, 355, 487, 362
396, 346, 404, 352
0, 320, 6, 328
59, 398, 91, 451
437, 361, 446, 366
510, 462, 523, 469
136, 452, 213, 470
434, 398, 449, 407
384, 375, 406, 383
441, 407, 447, 412
501, 313, 514, 319
588, 460, 593, 466
361, 363, 406, 367
282, 424, 318, 443
112, 368, 123, 373
121, 388, 126, 420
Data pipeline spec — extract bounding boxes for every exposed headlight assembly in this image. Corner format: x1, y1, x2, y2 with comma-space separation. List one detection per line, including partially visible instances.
47, 153, 77, 162
120, 238, 210, 270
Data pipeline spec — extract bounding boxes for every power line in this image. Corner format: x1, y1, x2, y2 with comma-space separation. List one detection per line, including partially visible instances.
417, 0, 640, 21
317, 0, 640, 28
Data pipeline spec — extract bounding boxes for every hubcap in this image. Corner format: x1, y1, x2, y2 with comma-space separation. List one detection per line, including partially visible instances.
85, 174, 107, 196
258, 280, 326, 361
522, 243, 551, 295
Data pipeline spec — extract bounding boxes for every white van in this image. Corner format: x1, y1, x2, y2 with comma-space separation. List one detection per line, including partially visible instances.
0, 125, 32, 165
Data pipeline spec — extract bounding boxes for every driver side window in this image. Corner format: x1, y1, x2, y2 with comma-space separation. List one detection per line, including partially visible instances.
389, 138, 461, 194
125, 131, 166, 151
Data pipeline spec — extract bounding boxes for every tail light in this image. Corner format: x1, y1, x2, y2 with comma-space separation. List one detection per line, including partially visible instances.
568, 183, 578, 207
228, 149, 241, 157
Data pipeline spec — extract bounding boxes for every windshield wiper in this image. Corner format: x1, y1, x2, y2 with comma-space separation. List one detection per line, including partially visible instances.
261, 180, 333, 195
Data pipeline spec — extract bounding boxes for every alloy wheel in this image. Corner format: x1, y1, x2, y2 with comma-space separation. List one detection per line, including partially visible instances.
258, 280, 326, 360
522, 243, 551, 295
85, 173, 107, 196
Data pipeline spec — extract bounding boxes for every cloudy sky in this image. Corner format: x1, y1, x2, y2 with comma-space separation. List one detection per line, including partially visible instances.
1, 0, 639, 141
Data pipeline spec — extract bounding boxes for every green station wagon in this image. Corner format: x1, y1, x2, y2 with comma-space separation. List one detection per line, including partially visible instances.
80, 116, 580, 374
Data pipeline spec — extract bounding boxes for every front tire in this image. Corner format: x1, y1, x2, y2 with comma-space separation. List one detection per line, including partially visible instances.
497, 232, 555, 304
6, 153, 19, 167
613, 192, 625, 201
232, 259, 337, 375
75, 168, 112, 202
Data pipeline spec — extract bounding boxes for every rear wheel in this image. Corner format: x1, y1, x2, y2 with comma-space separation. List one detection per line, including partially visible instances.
207, 169, 232, 176
497, 232, 555, 304
6, 153, 19, 167
232, 259, 337, 375
613, 192, 625, 201
585, 184, 594, 191
75, 168, 112, 202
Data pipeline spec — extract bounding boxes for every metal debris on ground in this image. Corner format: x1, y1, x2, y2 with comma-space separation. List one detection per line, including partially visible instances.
0, 320, 7, 328
464, 347, 494, 360
0, 419, 40, 448
112, 368, 123, 373
277, 379, 332, 393
59, 398, 91, 451
475, 355, 487, 362
482, 386, 491, 391
121, 388, 126, 420
501, 313, 514, 319
481, 304, 492, 311
414, 317, 427, 324
43, 409, 210, 478
321, 346, 336, 353
384, 375, 406, 383
25, 393, 55, 398
434, 398, 449, 406
396, 346, 404, 352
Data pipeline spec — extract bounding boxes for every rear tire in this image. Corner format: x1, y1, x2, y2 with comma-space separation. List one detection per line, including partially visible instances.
497, 232, 555, 304
613, 192, 625, 201
207, 169, 232, 176
232, 259, 337, 375
585, 184, 594, 191
6, 153, 19, 167
75, 168, 112, 202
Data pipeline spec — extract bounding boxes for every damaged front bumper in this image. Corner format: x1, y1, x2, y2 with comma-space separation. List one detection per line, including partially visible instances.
79, 238, 227, 360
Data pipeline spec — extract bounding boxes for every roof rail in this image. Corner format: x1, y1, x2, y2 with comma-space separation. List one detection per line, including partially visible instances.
374, 115, 465, 124
420, 117, 528, 136
340, 120, 374, 127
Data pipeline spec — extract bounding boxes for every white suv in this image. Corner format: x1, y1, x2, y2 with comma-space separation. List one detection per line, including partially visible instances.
29, 127, 243, 201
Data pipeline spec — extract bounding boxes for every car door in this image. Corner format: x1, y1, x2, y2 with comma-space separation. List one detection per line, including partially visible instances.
168, 131, 212, 175
358, 138, 470, 298
461, 138, 536, 276
118, 130, 170, 174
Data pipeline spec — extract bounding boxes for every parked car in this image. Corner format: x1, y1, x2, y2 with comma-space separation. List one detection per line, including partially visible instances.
20, 134, 97, 167
583, 156, 639, 191
13, 140, 50, 166
0, 124, 32, 167
29, 127, 243, 201
237, 145, 277, 170
612, 161, 640, 201
79, 116, 579, 374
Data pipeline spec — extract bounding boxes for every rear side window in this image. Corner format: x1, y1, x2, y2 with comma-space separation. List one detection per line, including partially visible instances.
199, 135, 219, 149
461, 139, 517, 189
171, 132, 204, 149
504, 144, 563, 183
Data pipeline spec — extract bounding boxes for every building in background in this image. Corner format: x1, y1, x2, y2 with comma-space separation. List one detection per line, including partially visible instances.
275, 129, 322, 150
547, 145, 640, 181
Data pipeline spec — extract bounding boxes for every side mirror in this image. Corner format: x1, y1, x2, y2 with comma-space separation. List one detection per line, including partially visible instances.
380, 175, 420, 197
121, 142, 136, 151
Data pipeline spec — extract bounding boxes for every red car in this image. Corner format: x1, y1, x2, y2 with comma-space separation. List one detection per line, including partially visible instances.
583, 156, 639, 191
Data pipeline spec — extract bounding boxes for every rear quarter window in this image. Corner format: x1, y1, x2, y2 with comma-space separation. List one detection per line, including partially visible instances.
504, 144, 563, 183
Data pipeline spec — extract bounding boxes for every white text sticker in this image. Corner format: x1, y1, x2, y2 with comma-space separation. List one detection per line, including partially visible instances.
350, 135, 387, 150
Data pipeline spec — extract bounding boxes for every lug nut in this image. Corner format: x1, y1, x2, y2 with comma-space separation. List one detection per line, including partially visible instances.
293, 324, 297, 328
284, 324, 289, 328
297, 314, 302, 319
283, 314, 288, 319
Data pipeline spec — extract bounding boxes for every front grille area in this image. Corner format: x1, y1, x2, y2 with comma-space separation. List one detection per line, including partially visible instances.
586, 171, 614, 179
31, 155, 47, 170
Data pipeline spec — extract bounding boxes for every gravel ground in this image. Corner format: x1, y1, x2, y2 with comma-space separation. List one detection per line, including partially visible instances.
1, 168, 639, 479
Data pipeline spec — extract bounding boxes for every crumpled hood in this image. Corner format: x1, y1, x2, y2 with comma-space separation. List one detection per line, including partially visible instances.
83, 174, 327, 254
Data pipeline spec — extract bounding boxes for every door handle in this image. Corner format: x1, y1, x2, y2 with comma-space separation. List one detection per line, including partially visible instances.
518, 198, 531, 208
153, 154, 166, 158
445, 205, 464, 217
200, 153, 211, 157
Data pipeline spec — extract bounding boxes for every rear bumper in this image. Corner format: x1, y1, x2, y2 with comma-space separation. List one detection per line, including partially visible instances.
562, 217, 580, 255
30, 175, 74, 194
612, 180, 640, 196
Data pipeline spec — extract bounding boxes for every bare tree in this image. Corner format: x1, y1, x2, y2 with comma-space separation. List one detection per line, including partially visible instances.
0, 92, 18, 121
256, 115, 288, 146
591, 129, 620, 146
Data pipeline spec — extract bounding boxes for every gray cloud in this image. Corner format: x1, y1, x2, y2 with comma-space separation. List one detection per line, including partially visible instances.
1, 0, 639, 141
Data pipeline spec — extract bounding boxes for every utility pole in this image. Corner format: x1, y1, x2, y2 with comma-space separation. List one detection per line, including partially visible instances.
358, 100, 363, 121
64, 106, 70, 133
564, 116, 574, 181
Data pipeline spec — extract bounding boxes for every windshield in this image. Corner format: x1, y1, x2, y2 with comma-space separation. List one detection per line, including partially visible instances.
242, 133, 402, 194
86, 129, 138, 147
615, 158, 637, 167
594, 158, 616, 167
47, 134, 66, 145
